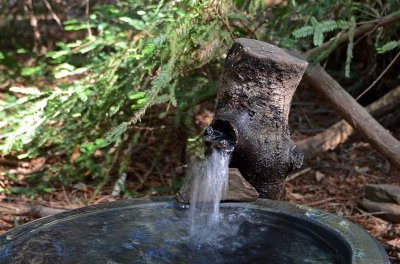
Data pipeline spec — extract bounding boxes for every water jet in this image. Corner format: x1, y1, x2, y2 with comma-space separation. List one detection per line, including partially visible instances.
0, 39, 389, 263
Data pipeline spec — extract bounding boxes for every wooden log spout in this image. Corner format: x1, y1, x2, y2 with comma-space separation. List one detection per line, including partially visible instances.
204, 38, 308, 199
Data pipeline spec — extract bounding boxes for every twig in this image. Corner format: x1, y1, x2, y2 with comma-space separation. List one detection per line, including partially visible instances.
305, 198, 336, 206
24, 0, 42, 52
89, 140, 124, 203
286, 168, 311, 182
210, 3, 235, 40
251, 7, 268, 33
85, 0, 92, 38
155, 163, 166, 187
356, 50, 400, 100
93, 195, 113, 204
71, 38, 96, 53
0, 202, 65, 218
294, 93, 314, 129
132, 132, 171, 192
253, 18, 267, 33
58, 174, 72, 207
42, 0, 62, 28
353, 24, 379, 46
133, 163, 155, 192
354, 211, 387, 217
231, 6, 257, 38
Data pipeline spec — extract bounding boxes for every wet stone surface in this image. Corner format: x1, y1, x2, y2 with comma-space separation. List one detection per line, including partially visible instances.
176, 168, 259, 204
0, 203, 350, 264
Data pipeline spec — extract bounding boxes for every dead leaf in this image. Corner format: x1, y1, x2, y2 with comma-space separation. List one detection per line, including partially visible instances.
355, 166, 370, 174
387, 238, 400, 248
290, 192, 304, 199
315, 171, 325, 182
194, 107, 213, 127
70, 145, 80, 162
73, 182, 89, 192
94, 149, 103, 158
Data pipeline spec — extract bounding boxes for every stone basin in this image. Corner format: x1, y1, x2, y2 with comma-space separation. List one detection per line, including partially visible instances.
0, 197, 389, 263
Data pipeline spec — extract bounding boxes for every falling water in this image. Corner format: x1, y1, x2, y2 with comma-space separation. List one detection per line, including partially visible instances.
189, 148, 230, 236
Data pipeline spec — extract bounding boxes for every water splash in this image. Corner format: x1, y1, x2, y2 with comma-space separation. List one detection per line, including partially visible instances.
189, 149, 230, 236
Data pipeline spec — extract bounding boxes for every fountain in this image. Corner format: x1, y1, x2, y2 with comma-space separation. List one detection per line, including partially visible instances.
0, 39, 389, 263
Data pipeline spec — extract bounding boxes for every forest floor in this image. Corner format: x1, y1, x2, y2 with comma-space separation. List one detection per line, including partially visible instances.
0, 83, 399, 263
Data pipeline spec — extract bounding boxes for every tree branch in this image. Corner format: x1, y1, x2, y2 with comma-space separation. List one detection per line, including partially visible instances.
298, 85, 400, 155
303, 65, 400, 170
0, 202, 65, 218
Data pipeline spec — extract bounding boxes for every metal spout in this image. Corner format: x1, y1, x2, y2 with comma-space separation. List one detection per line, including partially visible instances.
205, 38, 308, 200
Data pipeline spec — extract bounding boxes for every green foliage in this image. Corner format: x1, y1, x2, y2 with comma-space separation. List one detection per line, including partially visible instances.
0, 0, 399, 190
293, 18, 349, 47
377, 40, 400, 54
291, 2, 400, 76
0, 0, 233, 183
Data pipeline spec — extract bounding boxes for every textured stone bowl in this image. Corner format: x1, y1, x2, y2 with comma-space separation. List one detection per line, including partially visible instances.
0, 197, 389, 263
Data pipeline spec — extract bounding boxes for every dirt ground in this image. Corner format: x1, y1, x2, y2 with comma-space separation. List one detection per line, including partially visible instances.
0, 84, 399, 263
286, 144, 400, 263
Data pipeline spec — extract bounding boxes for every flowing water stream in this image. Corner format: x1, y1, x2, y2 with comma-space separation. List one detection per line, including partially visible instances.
189, 148, 231, 236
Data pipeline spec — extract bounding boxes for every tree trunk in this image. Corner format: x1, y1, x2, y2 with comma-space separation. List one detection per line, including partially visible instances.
205, 38, 308, 199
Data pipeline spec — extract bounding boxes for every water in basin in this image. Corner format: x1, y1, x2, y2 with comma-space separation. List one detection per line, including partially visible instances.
0, 202, 350, 264
0, 148, 351, 263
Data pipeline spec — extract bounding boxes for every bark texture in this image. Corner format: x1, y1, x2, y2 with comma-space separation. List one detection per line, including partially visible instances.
304, 65, 400, 170
206, 38, 308, 199
298, 85, 400, 155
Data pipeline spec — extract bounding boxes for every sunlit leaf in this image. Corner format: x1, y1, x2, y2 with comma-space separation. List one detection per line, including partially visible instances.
119, 17, 145, 30
21, 66, 42, 76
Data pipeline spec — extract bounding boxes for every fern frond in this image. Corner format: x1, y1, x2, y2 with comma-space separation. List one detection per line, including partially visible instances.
293, 26, 314, 38
105, 122, 129, 145
320, 20, 337, 33
313, 19, 338, 46
294, 18, 344, 47
309, 31, 343, 65
153, 94, 173, 105
337, 20, 349, 30
313, 30, 324, 47
168, 82, 177, 107
76, 85, 90, 102
310, 17, 319, 27
377, 40, 400, 54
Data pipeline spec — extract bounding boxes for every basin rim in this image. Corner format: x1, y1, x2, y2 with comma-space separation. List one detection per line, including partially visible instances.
0, 196, 389, 264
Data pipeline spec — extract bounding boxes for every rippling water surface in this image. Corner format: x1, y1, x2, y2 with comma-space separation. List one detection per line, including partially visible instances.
0, 203, 348, 264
